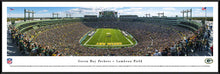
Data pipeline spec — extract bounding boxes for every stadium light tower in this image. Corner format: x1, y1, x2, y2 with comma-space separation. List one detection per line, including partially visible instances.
157, 13, 160, 17
180, 9, 192, 21
52, 13, 59, 19
66, 13, 72, 18
24, 9, 35, 21
157, 12, 164, 17
180, 10, 185, 19
66, 14, 69, 18
186, 9, 190, 19
190, 8, 192, 21
24, 9, 26, 21
69, 14, 71, 18
146, 14, 150, 17
162, 12, 164, 17
32, 10, 34, 20
186, 9, 193, 20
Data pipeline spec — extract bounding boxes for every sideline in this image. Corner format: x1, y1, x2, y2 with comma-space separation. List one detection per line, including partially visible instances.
84, 29, 99, 45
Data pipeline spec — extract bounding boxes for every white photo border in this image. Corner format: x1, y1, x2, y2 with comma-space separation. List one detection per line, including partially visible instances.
2, 2, 218, 72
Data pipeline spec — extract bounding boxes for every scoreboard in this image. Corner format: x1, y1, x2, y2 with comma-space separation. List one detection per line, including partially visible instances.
99, 11, 118, 18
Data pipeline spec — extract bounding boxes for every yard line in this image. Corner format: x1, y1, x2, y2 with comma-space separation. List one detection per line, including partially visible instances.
125, 37, 133, 45
111, 30, 112, 43
98, 29, 104, 42
109, 29, 113, 43
84, 29, 99, 45
104, 29, 107, 43
114, 30, 120, 42
119, 30, 133, 45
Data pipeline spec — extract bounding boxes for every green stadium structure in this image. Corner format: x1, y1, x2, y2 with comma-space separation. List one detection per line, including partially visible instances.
9, 15, 203, 50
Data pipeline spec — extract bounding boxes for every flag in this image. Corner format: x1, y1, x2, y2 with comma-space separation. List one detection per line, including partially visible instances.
202, 7, 207, 21
202, 7, 206, 10
10, 8, 14, 11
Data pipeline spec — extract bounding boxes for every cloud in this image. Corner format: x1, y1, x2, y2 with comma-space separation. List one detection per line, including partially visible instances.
38, 10, 48, 13
119, 8, 143, 12
162, 8, 176, 10
66, 8, 93, 14
80, 8, 93, 10
118, 7, 144, 15
7, 13, 53, 17
7, 7, 213, 17
64, 7, 145, 16
194, 8, 201, 11
65, 7, 119, 15
7, 14, 23, 17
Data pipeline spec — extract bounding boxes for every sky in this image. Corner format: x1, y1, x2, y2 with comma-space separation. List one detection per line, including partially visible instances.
7, 7, 213, 18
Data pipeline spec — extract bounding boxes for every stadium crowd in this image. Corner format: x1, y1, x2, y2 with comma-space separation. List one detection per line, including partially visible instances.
8, 20, 212, 56
152, 25, 212, 56
8, 24, 65, 56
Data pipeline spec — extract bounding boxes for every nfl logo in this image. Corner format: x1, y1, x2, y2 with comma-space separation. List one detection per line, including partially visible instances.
7, 58, 12, 64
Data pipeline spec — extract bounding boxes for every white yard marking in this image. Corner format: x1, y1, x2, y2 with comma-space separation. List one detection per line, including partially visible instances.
84, 29, 99, 45
119, 29, 133, 45
98, 29, 104, 42
125, 37, 133, 45
114, 30, 120, 42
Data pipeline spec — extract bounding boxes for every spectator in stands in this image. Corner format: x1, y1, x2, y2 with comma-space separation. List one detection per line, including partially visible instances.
161, 49, 168, 56
153, 50, 162, 56
170, 45, 176, 56
210, 45, 213, 56
8, 19, 211, 56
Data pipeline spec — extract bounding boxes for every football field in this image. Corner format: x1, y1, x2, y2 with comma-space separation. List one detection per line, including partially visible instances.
80, 28, 137, 48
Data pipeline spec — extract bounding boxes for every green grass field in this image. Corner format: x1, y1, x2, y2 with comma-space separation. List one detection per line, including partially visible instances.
80, 28, 137, 48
